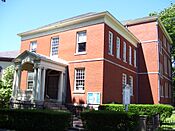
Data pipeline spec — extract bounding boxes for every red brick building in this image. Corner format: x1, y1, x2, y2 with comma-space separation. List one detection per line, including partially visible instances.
11, 12, 172, 106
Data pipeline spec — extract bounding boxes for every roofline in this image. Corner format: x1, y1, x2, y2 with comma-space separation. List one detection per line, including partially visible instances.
18, 11, 140, 45
124, 16, 173, 44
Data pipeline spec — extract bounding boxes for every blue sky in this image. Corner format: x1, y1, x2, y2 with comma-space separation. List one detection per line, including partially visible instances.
0, 0, 174, 51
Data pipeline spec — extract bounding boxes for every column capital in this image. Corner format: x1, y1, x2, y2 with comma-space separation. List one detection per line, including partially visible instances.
33, 63, 41, 69
15, 65, 21, 71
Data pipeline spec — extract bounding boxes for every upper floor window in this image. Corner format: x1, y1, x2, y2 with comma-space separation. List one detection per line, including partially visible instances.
30, 41, 37, 53
108, 31, 113, 55
74, 68, 85, 91
163, 35, 166, 47
128, 76, 133, 96
50, 37, 59, 57
159, 40, 162, 54
129, 46, 132, 65
116, 37, 120, 59
134, 49, 136, 67
27, 72, 34, 90
164, 55, 168, 74
123, 42, 127, 62
122, 73, 127, 88
167, 42, 170, 53
76, 31, 86, 53
160, 63, 163, 76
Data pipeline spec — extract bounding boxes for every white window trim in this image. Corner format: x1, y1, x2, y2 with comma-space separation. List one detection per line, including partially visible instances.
123, 42, 127, 63
116, 37, 120, 59
74, 68, 85, 93
76, 31, 87, 54
108, 31, 113, 55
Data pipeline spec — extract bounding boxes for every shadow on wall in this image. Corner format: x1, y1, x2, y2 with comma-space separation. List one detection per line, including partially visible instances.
66, 67, 72, 103
138, 44, 153, 104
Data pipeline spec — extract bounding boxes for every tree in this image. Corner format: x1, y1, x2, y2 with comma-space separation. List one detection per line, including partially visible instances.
0, 65, 14, 108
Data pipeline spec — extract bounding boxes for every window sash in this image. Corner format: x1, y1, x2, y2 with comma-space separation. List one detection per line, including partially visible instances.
123, 42, 126, 62
51, 37, 59, 56
27, 72, 34, 90
129, 46, 132, 65
77, 31, 86, 53
129, 76, 133, 96
122, 73, 127, 88
30, 41, 37, 52
134, 49, 136, 67
74, 68, 85, 91
116, 37, 120, 58
108, 31, 113, 55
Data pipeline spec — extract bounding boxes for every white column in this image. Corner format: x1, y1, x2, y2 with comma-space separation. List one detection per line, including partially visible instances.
40, 67, 46, 101
32, 65, 38, 101
12, 69, 17, 98
36, 67, 42, 101
58, 72, 63, 103
15, 65, 21, 98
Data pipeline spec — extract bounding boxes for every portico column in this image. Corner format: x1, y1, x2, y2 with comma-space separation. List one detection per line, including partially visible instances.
36, 66, 42, 101
32, 64, 38, 101
12, 68, 17, 98
58, 72, 63, 103
15, 65, 21, 98
40, 67, 46, 101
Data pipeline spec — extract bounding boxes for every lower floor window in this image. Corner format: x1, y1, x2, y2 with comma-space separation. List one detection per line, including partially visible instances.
128, 76, 133, 96
74, 68, 85, 91
27, 72, 34, 90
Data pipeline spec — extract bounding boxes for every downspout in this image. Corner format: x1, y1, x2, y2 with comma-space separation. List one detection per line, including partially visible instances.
156, 18, 160, 104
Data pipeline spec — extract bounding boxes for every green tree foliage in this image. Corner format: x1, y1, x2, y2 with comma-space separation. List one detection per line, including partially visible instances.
0, 65, 15, 108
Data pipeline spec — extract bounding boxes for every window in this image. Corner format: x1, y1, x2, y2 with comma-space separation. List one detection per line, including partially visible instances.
128, 76, 133, 96
164, 55, 168, 74
163, 35, 166, 47
27, 72, 34, 90
160, 63, 163, 76
159, 40, 162, 54
167, 42, 170, 53
50, 37, 59, 56
165, 82, 168, 98
168, 60, 171, 77
76, 31, 86, 53
30, 41, 37, 53
108, 31, 113, 55
160, 85, 164, 97
74, 68, 85, 91
123, 42, 126, 62
169, 84, 172, 98
134, 49, 136, 67
122, 73, 127, 88
116, 37, 120, 59
129, 46, 132, 65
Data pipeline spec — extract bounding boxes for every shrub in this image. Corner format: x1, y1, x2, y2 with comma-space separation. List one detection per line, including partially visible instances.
0, 109, 71, 131
99, 104, 174, 122
81, 110, 139, 131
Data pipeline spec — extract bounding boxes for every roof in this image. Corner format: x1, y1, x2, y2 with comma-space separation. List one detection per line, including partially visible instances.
18, 11, 139, 47
123, 16, 173, 44
14, 50, 68, 66
0, 50, 19, 58
122, 16, 158, 26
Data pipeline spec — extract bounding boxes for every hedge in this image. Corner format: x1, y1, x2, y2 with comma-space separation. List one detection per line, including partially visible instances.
0, 109, 71, 131
99, 104, 174, 122
81, 110, 139, 131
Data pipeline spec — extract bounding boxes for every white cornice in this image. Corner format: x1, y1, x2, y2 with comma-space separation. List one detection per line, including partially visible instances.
18, 11, 139, 47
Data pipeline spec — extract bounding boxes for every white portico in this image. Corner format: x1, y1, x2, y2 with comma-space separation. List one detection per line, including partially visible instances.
11, 50, 68, 104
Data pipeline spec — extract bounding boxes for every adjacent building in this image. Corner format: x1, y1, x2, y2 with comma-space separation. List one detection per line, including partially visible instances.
11, 11, 172, 106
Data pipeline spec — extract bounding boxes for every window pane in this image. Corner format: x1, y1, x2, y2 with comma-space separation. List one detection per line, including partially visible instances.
75, 68, 85, 91
78, 42, 86, 52
30, 41, 37, 53
51, 37, 59, 56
